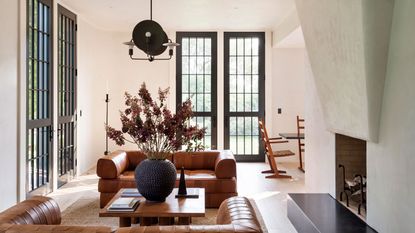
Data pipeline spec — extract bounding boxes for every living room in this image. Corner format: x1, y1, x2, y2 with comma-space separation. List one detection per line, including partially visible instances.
1, 0, 414, 232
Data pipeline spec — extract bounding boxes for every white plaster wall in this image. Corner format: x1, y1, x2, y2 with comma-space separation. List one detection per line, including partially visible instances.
298, 0, 414, 231
269, 48, 305, 162
76, 17, 113, 174
76, 19, 171, 174
366, 0, 415, 231
0, 0, 19, 211
303, 53, 336, 196
295, 0, 393, 142
105, 31, 172, 154
272, 9, 300, 48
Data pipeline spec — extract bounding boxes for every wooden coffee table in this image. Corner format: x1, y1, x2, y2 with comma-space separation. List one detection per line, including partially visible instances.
99, 188, 205, 227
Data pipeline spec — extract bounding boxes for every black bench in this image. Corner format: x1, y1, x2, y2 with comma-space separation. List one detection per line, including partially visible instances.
287, 193, 377, 233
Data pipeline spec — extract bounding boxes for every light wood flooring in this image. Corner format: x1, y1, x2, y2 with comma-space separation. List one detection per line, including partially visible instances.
49, 161, 305, 233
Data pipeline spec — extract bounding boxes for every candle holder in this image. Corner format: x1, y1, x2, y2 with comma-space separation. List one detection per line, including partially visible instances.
104, 93, 110, 155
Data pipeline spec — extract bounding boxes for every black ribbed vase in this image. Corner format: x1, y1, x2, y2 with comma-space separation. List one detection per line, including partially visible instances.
134, 159, 177, 202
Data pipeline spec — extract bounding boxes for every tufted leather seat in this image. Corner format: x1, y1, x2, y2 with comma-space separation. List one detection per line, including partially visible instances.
0, 196, 264, 233
0, 196, 112, 233
97, 150, 238, 208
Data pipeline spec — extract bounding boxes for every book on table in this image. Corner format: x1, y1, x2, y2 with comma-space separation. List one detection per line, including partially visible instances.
175, 188, 200, 198
107, 197, 140, 212
120, 188, 143, 197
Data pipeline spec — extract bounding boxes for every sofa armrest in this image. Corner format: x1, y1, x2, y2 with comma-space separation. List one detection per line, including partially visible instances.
0, 224, 112, 233
0, 196, 61, 225
214, 150, 236, 179
97, 150, 129, 179
116, 224, 258, 233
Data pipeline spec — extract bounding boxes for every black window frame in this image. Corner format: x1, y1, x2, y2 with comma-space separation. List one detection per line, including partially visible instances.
57, 4, 77, 187
176, 32, 218, 149
224, 32, 266, 162
26, 0, 54, 196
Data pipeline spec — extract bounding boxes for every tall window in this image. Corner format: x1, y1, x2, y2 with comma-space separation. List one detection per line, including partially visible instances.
26, 0, 53, 195
224, 32, 265, 162
57, 5, 77, 187
176, 32, 217, 149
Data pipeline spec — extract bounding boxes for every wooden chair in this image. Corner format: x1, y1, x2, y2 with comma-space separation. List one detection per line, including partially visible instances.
258, 119, 294, 178
296, 116, 305, 172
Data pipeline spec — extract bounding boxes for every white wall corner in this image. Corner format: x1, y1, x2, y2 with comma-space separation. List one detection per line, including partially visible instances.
295, 0, 394, 142
362, 0, 395, 143
272, 9, 300, 48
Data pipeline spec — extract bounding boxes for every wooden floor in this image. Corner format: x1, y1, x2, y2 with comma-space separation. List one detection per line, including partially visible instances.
49, 161, 305, 233
237, 162, 305, 233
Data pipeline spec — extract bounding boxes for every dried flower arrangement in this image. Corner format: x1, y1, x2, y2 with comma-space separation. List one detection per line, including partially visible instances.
106, 83, 206, 160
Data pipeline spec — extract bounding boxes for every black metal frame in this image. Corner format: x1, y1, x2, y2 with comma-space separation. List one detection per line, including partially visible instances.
26, 0, 54, 196
57, 4, 77, 188
224, 32, 266, 162
176, 32, 218, 149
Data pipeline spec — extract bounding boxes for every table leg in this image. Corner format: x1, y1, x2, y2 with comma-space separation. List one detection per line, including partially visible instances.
119, 217, 131, 227
159, 217, 174, 225
131, 217, 140, 224
140, 217, 158, 226
178, 217, 191, 225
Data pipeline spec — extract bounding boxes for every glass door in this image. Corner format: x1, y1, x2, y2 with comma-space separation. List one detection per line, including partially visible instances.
57, 5, 77, 187
176, 32, 217, 149
224, 32, 265, 162
26, 0, 53, 196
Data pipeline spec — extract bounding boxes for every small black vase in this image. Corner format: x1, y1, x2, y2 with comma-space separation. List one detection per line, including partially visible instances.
134, 159, 177, 202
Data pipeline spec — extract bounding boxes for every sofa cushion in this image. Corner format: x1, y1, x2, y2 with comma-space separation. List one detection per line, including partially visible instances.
125, 151, 147, 170
176, 170, 237, 193
99, 169, 236, 194
174, 151, 219, 170
98, 177, 137, 194
187, 170, 216, 179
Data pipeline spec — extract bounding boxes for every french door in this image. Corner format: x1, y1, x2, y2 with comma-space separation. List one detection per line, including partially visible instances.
57, 5, 77, 187
224, 32, 265, 162
26, 1, 78, 195
176, 32, 218, 149
26, 0, 54, 195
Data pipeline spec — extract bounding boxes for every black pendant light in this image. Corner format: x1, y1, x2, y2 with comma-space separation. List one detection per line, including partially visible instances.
123, 0, 179, 62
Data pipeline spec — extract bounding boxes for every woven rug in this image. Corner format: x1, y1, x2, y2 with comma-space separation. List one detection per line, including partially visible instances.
61, 196, 217, 230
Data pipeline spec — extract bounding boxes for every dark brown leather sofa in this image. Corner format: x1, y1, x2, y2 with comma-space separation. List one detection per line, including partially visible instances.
97, 150, 237, 208
0, 196, 264, 233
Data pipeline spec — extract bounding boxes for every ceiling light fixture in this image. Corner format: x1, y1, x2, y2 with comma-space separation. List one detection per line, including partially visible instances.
123, 0, 179, 62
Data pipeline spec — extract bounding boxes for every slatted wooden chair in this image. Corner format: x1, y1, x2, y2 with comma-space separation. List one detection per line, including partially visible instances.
258, 119, 294, 178
296, 115, 305, 172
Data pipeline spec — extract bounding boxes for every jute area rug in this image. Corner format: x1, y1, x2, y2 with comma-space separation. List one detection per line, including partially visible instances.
61, 196, 218, 230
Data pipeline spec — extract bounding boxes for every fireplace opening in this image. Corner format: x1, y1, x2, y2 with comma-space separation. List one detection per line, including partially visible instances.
335, 134, 367, 219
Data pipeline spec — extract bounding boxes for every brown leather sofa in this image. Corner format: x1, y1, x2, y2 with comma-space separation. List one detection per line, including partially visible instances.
0, 196, 264, 233
97, 150, 237, 208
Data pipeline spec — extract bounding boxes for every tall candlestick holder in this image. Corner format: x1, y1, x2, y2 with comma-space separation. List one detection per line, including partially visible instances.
104, 93, 110, 155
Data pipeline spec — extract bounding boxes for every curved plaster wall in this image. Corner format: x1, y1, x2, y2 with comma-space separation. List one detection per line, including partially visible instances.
295, 0, 394, 142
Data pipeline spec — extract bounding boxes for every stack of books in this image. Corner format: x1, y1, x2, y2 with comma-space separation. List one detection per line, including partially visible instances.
120, 188, 143, 197
107, 197, 140, 212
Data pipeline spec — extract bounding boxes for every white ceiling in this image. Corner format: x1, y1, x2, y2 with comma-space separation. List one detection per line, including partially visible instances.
276, 26, 305, 48
60, 0, 296, 32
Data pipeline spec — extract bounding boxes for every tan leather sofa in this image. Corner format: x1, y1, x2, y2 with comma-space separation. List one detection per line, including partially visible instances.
0, 196, 264, 233
97, 150, 237, 208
